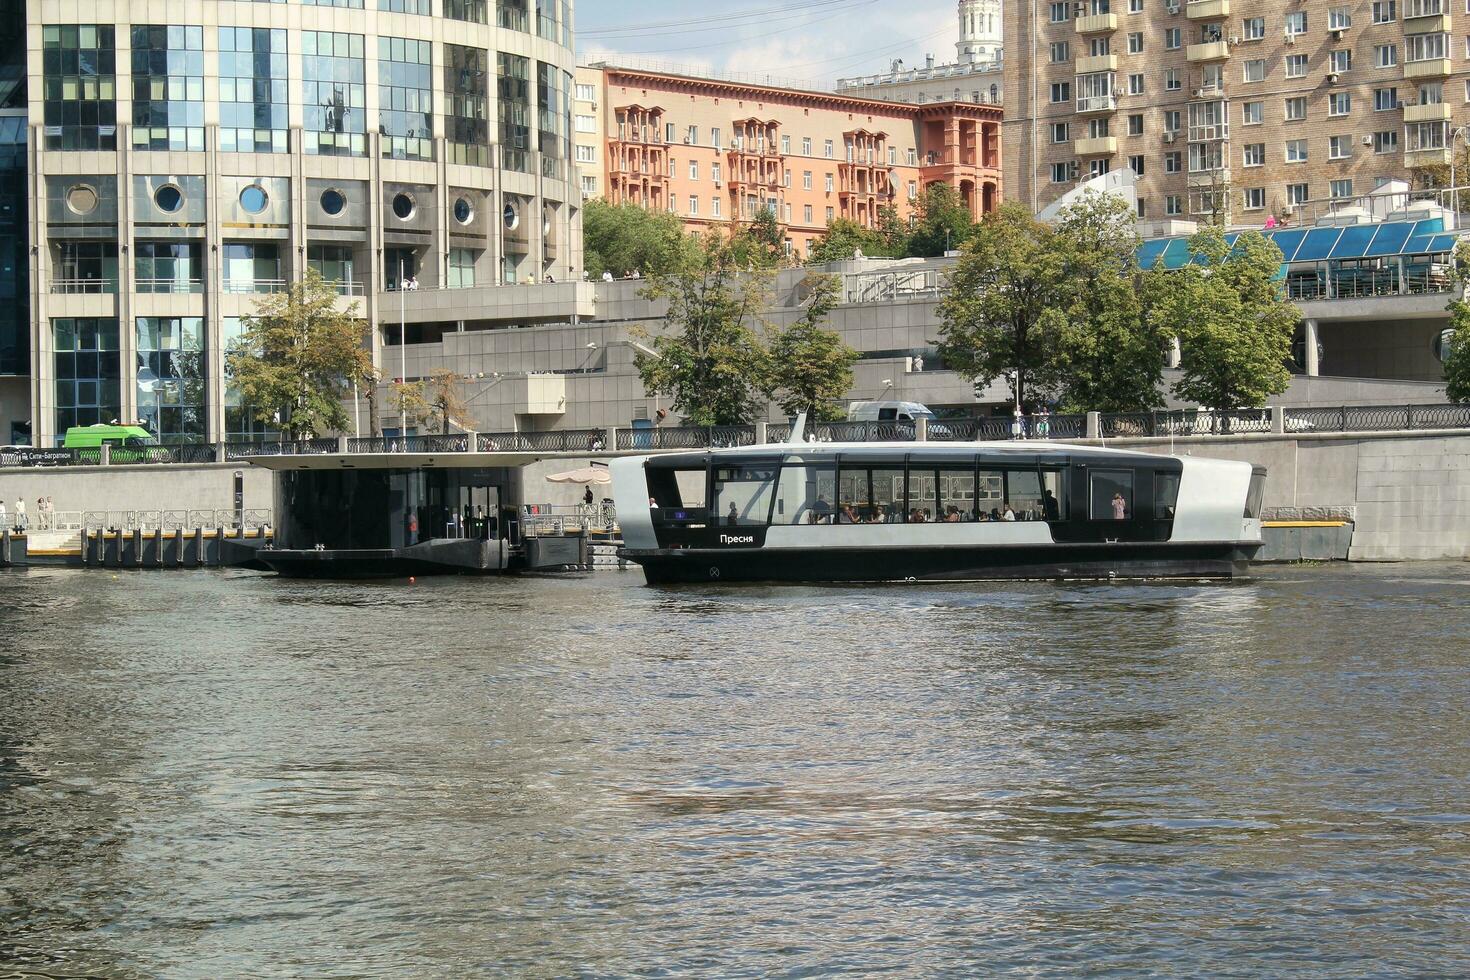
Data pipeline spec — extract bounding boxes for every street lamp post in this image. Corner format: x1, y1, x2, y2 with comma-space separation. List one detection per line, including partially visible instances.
1451, 126, 1470, 227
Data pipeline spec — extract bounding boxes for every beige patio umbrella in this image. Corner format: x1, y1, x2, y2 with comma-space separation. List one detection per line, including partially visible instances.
544, 465, 611, 485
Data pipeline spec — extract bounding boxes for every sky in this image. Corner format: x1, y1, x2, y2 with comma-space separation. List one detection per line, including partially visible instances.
573, 0, 962, 88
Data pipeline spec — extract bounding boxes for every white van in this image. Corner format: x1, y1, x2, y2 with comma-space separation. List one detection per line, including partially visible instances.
847, 400, 939, 423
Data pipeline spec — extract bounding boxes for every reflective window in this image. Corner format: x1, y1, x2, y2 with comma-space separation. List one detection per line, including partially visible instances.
496, 0, 528, 32
647, 467, 707, 516
0, 116, 26, 375
222, 317, 282, 442
447, 0, 490, 24
446, 45, 491, 166
454, 198, 474, 224
42, 24, 118, 150
712, 465, 777, 527
52, 317, 121, 437
134, 241, 203, 293
130, 25, 204, 151
872, 467, 906, 522
54, 241, 118, 294
239, 185, 268, 213
498, 52, 532, 173
775, 460, 836, 524
308, 244, 358, 290
1006, 469, 1045, 521
379, 0, 431, 10
448, 248, 477, 288
1090, 469, 1134, 521
909, 469, 937, 523
135, 317, 206, 443
379, 37, 433, 161
218, 27, 288, 153
1041, 469, 1067, 520
320, 188, 347, 215
222, 243, 281, 293
536, 61, 572, 180
153, 184, 182, 211
302, 31, 366, 157
976, 468, 1004, 519
836, 466, 869, 524
1156, 472, 1181, 520
304, 0, 364, 6
938, 468, 975, 522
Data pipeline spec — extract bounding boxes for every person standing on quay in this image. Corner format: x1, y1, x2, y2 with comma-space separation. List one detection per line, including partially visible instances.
46, 496, 55, 528
0, 499, 7, 530
14, 497, 25, 531
36, 498, 45, 530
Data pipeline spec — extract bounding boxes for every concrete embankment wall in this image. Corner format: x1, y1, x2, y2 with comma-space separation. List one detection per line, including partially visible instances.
1102, 430, 1470, 562
0, 464, 273, 518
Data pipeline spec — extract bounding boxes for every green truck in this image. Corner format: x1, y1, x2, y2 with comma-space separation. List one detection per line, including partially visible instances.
62, 424, 171, 463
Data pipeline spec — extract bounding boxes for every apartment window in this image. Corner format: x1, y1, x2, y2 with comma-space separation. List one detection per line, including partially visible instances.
1286, 54, 1308, 77
1128, 113, 1144, 135
1052, 122, 1070, 142
1165, 195, 1182, 215
802, 137, 812, 154
824, 139, 834, 157
782, 168, 790, 186
1165, 27, 1181, 49
1242, 17, 1265, 40
907, 148, 917, 165
1285, 138, 1308, 161
1164, 109, 1181, 132
1129, 0, 1142, 11
1242, 100, 1263, 124
667, 157, 676, 177
1051, 81, 1072, 102
1376, 44, 1399, 67
1330, 179, 1354, 200
1052, 162, 1070, 183
712, 197, 722, 217
1051, 40, 1070, 62
1050, 1, 1071, 21
1188, 141, 1223, 173
1165, 151, 1182, 172
781, 135, 791, 153
1329, 92, 1351, 115
574, 143, 594, 162
1407, 33, 1448, 61
685, 125, 697, 143
1128, 154, 1145, 175
1373, 0, 1396, 21
688, 196, 698, 215
888, 146, 897, 165
1089, 158, 1109, 178
1089, 117, 1111, 138
825, 206, 834, 221
1243, 142, 1265, 166
1285, 96, 1307, 119
1329, 134, 1353, 158
575, 82, 595, 101
1243, 59, 1266, 82
1374, 129, 1399, 152
1375, 87, 1399, 110
1136, 197, 1147, 217
1165, 69, 1182, 91
907, 180, 917, 199
1287, 183, 1310, 205
1243, 187, 1265, 210
803, 204, 813, 222
711, 127, 721, 148
824, 173, 834, 192
1285, 12, 1307, 34
802, 170, 813, 189
1329, 7, 1352, 29
1330, 50, 1352, 73
689, 160, 698, 179
1128, 32, 1144, 53
1466, 78, 1470, 100
1129, 73, 1145, 94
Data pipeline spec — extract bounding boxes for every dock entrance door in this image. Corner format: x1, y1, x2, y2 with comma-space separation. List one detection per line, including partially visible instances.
457, 483, 501, 541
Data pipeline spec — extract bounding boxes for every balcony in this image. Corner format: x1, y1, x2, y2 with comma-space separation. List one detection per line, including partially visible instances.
1186, 0, 1229, 17
1405, 146, 1452, 166
1074, 135, 1118, 155
1404, 101, 1452, 122
1405, 57, 1453, 78
1075, 54, 1118, 73
1075, 13, 1118, 32
1405, 12, 1451, 31
1076, 94, 1118, 114
51, 278, 117, 295
1186, 40, 1230, 61
1187, 168, 1231, 185
222, 278, 288, 294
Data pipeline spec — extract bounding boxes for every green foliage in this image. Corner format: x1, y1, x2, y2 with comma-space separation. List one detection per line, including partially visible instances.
635, 232, 773, 425
225, 269, 365, 439
936, 202, 1067, 408
1146, 226, 1299, 409
727, 207, 787, 269
425, 369, 471, 434
390, 378, 432, 432
1441, 239, 1470, 402
1049, 192, 1169, 412
765, 275, 858, 420
582, 199, 693, 279
907, 183, 977, 258
806, 216, 906, 264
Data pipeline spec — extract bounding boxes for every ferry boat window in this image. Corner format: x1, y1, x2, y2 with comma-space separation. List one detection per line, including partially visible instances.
1090, 470, 1134, 521
1040, 469, 1067, 521
909, 470, 937, 522
837, 465, 870, 524
712, 464, 777, 526
1244, 471, 1266, 519
1005, 469, 1046, 521
647, 466, 707, 515
976, 468, 1004, 519
773, 460, 835, 524
872, 467, 907, 522
1156, 472, 1181, 520
938, 468, 975, 521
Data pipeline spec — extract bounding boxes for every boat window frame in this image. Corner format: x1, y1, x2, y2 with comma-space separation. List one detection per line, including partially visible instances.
710, 459, 782, 527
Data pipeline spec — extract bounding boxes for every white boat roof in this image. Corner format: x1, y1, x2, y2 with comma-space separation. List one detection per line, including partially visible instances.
644, 440, 1184, 461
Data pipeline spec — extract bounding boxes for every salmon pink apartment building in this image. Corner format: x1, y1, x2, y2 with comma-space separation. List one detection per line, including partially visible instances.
573, 65, 1003, 257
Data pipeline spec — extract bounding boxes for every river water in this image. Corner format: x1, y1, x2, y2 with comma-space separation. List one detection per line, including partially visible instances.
1, 563, 1467, 977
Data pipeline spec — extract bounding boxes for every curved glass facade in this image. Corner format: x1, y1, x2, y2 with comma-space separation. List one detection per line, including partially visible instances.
21, 2, 581, 446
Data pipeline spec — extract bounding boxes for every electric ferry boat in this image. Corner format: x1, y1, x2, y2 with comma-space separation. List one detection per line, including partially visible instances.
611, 431, 1266, 584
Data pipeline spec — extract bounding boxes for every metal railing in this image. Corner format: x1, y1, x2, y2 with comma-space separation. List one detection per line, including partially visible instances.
225, 439, 340, 460
477, 429, 608, 452
50, 278, 118, 294
615, 426, 756, 450
135, 278, 204, 294
79, 508, 273, 532
1281, 403, 1470, 432
222, 278, 287, 294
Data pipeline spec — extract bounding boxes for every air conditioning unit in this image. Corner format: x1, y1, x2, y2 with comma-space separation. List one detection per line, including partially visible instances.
1194, 88, 1208, 98
1331, 28, 1345, 40
1163, 131, 1177, 143
1067, 161, 1081, 179
1074, 1, 1086, 13
1284, 32, 1296, 44
1362, 134, 1375, 145
1283, 204, 1296, 216
682, 136, 692, 144
1228, 36, 1240, 45
1327, 71, 1340, 84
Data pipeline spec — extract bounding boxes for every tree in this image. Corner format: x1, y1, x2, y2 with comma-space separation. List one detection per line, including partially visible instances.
1440, 239, 1470, 402
936, 202, 1067, 409
728, 207, 786, 269
582, 198, 694, 279
226, 269, 364, 439
907, 182, 976, 258
1147, 226, 1299, 409
390, 378, 431, 432
634, 232, 773, 425
357, 360, 383, 438
1049, 192, 1168, 411
765, 275, 858, 420
805, 216, 907, 264
424, 368, 471, 434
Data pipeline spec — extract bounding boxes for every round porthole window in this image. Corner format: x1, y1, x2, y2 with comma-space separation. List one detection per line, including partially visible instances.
320, 188, 346, 216
503, 202, 520, 231
239, 185, 268, 214
453, 196, 474, 225
154, 184, 183, 213
65, 184, 98, 215
392, 192, 415, 220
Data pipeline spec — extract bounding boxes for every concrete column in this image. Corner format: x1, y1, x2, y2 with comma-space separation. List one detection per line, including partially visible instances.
1304, 318, 1320, 377
1085, 411, 1101, 440
755, 420, 768, 444
915, 416, 928, 441
1271, 405, 1285, 434
337, 434, 349, 453
1167, 336, 1182, 370
603, 425, 618, 452
204, 123, 225, 443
